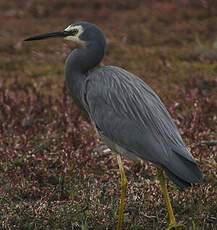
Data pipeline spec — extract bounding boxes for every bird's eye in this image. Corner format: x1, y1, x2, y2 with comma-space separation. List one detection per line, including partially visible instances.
71, 29, 79, 36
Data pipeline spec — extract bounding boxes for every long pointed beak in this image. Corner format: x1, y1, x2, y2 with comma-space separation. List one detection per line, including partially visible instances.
24, 31, 71, 41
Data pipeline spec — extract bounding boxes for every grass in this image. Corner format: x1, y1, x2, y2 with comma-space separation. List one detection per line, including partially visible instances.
0, 0, 216, 229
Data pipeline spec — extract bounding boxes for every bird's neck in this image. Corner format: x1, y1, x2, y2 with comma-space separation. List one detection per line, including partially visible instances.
65, 41, 105, 74
64, 42, 105, 108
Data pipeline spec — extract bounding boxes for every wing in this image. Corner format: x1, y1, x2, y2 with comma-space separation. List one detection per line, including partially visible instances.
83, 66, 202, 188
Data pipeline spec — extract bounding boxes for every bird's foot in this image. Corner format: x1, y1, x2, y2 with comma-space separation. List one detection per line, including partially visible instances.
167, 222, 184, 230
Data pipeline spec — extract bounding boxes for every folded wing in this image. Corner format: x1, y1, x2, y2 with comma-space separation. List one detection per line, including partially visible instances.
83, 66, 202, 189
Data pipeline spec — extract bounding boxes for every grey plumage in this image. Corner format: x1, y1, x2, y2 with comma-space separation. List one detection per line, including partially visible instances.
24, 21, 202, 190
84, 66, 202, 189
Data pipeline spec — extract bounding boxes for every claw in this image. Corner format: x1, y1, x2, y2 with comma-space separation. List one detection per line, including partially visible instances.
167, 222, 184, 230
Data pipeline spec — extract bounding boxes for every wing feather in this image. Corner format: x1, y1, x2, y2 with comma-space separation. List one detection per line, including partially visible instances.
82, 66, 203, 188
84, 66, 195, 162
86, 66, 189, 153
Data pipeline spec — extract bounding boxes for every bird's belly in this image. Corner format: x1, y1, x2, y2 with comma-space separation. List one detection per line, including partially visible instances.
99, 133, 141, 161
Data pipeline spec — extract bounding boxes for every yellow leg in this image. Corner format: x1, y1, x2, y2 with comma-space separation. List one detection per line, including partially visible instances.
157, 168, 184, 230
117, 155, 127, 230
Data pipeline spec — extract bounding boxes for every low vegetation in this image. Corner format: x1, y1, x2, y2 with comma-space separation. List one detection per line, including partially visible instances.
0, 0, 216, 229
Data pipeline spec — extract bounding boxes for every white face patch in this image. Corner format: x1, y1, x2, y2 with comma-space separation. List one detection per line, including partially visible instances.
64, 25, 85, 45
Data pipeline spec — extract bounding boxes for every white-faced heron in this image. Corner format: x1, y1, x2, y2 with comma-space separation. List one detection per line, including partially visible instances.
24, 22, 202, 230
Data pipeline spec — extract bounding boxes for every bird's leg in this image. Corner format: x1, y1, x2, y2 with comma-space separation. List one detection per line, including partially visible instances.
117, 155, 127, 230
157, 168, 184, 230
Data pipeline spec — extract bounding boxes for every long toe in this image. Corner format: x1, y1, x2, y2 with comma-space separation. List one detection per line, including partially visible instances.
167, 222, 184, 230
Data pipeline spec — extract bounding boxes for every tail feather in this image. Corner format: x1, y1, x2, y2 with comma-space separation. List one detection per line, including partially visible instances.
161, 148, 202, 190
162, 167, 191, 190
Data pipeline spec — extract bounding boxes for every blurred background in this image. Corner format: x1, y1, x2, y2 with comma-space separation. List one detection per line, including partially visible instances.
0, 0, 216, 229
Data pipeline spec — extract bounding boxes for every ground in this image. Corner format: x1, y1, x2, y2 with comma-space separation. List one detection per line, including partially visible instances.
0, 0, 216, 229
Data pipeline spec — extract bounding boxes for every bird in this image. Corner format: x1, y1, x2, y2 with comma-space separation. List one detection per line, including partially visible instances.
24, 22, 202, 230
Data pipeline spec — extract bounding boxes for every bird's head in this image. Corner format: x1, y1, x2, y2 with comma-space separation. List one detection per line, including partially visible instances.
24, 22, 106, 50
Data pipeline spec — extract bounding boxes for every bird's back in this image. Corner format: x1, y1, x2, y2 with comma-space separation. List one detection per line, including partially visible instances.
83, 66, 202, 189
